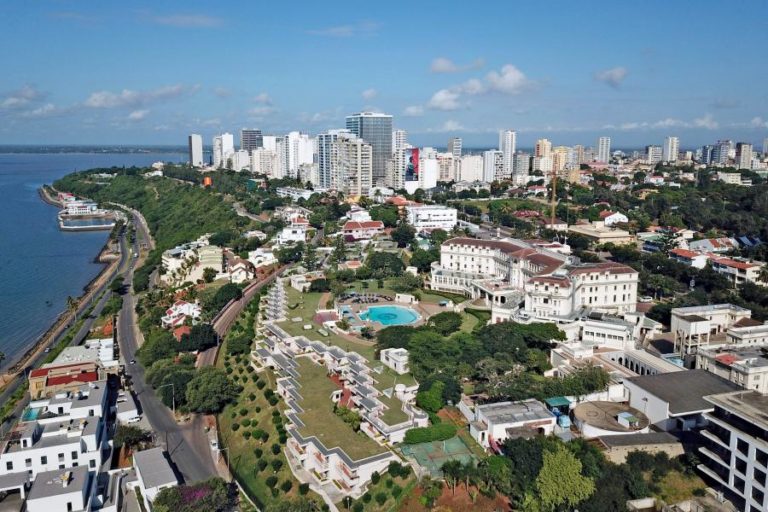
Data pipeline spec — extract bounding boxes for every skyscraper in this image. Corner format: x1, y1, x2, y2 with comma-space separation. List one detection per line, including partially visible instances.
346, 112, 393, 185
212, 132, 234, 168
597, 136, 611, 163
482, 150, 503, 183
535, 138, 552, 158
317, 129, 352, 189
188, 134, 203, 167
447, 137, 462, 159
284, 131, 314, 177
392, 129, 407, 153
240, 129, 263, 152
763, 137, 768, 156
712, 140, 730, 165
332, 134, 373, 197
663, 136, 679, 162
645, 145, 662, 164
736, 142, 753, 170
498, 130, 516, 177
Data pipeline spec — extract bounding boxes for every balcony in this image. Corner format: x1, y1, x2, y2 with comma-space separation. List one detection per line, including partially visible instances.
699, 446, 730, 469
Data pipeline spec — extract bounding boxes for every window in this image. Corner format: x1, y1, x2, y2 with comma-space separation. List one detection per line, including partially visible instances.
89, 460, 96, 469
67, 503, 73, 512
25, 458, 31, 467
5, 462, 12, 471
71, 451, 78, 460
737, 438, 749, 456
736, 457, 748, 475
58, 453, 65, 461
40, 456, 47, 465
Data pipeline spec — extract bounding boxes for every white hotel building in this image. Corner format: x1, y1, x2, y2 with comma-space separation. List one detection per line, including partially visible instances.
405, 205, 457, 232
429, 237, 638, 321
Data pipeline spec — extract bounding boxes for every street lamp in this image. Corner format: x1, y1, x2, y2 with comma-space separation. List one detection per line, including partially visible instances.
157, 383, 175, 417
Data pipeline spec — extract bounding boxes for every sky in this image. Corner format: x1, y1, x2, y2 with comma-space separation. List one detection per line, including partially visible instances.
1, 0, 767, 149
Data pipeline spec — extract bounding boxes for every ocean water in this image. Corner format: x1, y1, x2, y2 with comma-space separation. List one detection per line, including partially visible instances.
0, 152, 183, 367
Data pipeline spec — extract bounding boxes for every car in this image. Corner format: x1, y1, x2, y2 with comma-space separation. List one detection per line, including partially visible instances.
129, 359, 136, 365
639, 296, 654, 303
126, 416, 142, 424
44, 347, 51, 353
210, 439, 218, 449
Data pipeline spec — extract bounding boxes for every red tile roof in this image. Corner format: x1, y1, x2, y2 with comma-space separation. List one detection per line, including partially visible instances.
670, 248, 703, 259
47, 371, 99, 387
569, 262, 637, 275
173, 325, 191, 342
529, 276, 571, 287
342, 220, 384, 231
712, 257, 758, 270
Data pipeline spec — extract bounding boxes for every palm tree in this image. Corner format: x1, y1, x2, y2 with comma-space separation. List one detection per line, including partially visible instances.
66, 296, 79, 317
441, 460, 462, 495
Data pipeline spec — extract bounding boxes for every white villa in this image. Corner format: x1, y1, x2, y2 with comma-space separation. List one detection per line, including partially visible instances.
160, 301, 201, 329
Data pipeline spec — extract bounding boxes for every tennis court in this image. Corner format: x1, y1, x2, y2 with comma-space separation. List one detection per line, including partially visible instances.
400, 436, 478, 477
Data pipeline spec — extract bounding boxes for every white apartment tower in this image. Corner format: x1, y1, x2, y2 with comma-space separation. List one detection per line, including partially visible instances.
332, 134, 373, 197
212, 132, 234, 168
597, 136, 611, 163
284, 131, 314, 177
188, 134, 203, 167
459, 155, 483, 182
663, 136, 680, 162
736, 142, 753, 170
498, 130, 517, 176
483, 150, 504, 183
392, 129, 408, 154
646, 145, 663, 164
448, 137, 463, 159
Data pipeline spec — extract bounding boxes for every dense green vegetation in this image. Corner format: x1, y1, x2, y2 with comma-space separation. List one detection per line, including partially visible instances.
153, 477, 237, 512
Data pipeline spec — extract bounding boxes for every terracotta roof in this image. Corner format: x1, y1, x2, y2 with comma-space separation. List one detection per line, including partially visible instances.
173, 325, 191, 342
712, 257, 758, 270
670, 248, 703, 259
30, 362, 96, 378
715, 354, 738, 366
598, 210, 615, 219
47, 371, 99, 387
343, 220, 384, 231
569, 262, 637, 275
529, 276, 571, 287
732, 317, 762, 328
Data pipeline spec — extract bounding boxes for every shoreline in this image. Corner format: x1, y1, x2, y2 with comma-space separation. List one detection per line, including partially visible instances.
0, 188, 120, 383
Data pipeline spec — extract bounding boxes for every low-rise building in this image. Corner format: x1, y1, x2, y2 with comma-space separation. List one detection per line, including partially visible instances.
698, 390, 768, 512
599, 211, 628, 227
671, 303, 752, 356
160, 300, 201, 329
276, 187, 315, 201
696, 344, 768, 393
405, 205, 457, 232
132, 448, 178, 509
623, 370, 740, 431
567, 222, 634, 245
274, 225, 307, 246
597, 432, 684, 464
0, 382, 109, 478
710, 256, 763, 287
26, 466, 93, 512
379, 348, 409, 375
462, 397, 556, 451
342, 220, 385, 241
248, 247, 277, 269
669, 248, 710, 269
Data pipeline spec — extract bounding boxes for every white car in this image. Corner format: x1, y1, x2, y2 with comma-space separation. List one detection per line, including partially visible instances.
126, 416, 142, 424
639, 296, 654, 303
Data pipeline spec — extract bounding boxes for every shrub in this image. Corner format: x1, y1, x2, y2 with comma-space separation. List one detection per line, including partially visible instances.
271, 488, 279, 498
271, 443, 281, 455
239, 408, 248, 416
257, 380, 266, 389
272, 409, 281, 417
242, 419, 251, 427
375, 492, 387, 505
253, 429, 266, 440
254, 448, 263, 458
371, 471, 381, 485
362, 493, 372, 503
268, 396, 279, 406
249, 393, 256, 401
231, 423, 240, 432
353, 503, 364, 512
385, 478, 393, 488
299, 483, 310, 495
280, 480, 292, 492
257, 459, 268, 471
265, 476, 278, 488
255, 406, 261, 413
392, 485, 402, 498
271, 459, 283, 471
403, 423, 456, 444
243, 431, 251, 439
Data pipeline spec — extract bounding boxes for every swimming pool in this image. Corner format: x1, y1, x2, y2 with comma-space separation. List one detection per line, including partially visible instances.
359, 305, 419, 326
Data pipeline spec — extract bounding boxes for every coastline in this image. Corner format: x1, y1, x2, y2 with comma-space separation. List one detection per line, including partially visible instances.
0, 187, 120, 384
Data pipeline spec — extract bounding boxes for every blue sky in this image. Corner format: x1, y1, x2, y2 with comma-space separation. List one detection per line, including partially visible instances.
1, 0, 766, 148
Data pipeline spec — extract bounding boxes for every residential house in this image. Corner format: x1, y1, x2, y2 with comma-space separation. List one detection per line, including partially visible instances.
669, 248, 710, 269
342, 220, 385, 241
160, 301, 201, 329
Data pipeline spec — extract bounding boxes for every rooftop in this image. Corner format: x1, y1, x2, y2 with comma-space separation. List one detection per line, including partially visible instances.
598, 431, 680, 448
627, 370, 740, 415
28, 465, 90, 501
292, 357, 386, 461
704, 390, 768, 429
133, 447, 178, 489
572, 401, 650, 432
477, 399, 554, 425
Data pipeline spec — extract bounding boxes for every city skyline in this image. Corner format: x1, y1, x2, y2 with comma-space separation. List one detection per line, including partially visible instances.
0, 1, 767, 147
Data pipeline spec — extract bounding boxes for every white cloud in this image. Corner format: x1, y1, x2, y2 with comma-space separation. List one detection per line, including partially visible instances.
361, 88, 377, 100
213, 87, 231, 98
84, 85, 189, 108
485, 65, 533, 95
440, 120, 464, 132
1, 84, 43, 109
403, 105, 424, 117
693, 113, 718, 130
430, 57, 485, 73
308, 21, 379, 37
427, 89, 461, 111
147, 14, 224, 28
751, 117, 768, 128
594, 66, 628, 89
248, 106, 276, 118
458, 78, 484, 95
253, 92, 272, 104
20, 103, 59, 118
127, 109, 149, 121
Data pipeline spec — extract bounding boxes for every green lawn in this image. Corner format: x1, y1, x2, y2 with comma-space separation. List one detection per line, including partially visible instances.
293, 357, 387, 460
463, 308, 490, 332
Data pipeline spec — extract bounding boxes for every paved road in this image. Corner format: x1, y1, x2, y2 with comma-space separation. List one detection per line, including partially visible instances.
117, 212, 218, 484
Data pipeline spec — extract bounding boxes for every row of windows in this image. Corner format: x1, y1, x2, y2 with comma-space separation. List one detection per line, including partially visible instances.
6, 457, 95, 471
